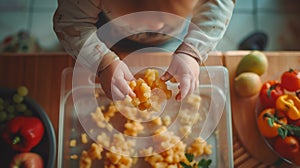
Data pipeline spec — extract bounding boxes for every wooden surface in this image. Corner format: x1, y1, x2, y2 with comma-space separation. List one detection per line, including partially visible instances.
1, 51, 300, 167
0, 53, 74, 141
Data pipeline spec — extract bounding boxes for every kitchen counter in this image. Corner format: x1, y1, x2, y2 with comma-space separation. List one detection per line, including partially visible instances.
1, 51, 300, 167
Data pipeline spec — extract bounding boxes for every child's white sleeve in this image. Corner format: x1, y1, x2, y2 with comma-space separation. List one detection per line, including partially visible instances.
176, 0, 235, 63
53, 0, 112, 71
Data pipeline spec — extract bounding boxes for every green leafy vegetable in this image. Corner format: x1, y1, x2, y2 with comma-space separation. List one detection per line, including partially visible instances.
180, 153, 212, 168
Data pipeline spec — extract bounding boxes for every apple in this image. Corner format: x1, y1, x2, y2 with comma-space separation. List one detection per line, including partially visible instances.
10, 152, 43, 168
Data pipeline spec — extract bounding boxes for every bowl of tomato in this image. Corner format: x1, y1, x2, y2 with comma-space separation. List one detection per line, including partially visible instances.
256, 68, 300, 165
0, 86, 56, 168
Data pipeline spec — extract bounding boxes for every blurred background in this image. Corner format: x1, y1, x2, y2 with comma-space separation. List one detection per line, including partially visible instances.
0, 0, 299, 53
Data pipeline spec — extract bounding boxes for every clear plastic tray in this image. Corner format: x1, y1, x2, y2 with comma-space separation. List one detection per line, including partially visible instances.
57, 66, 233, 167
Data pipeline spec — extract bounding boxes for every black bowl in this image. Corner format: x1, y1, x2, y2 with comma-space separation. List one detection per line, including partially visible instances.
0, 87, 56, 168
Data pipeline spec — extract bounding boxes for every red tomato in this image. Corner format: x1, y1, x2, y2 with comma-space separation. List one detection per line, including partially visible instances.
274, 136, 300, 159
259, 80, 285, 108
281, 69, 300, 92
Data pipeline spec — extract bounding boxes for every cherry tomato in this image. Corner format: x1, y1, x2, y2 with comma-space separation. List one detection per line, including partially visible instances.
257, 108, 287, 138
281, 69, 300, 92
259, 80, 285, 108
274, 136, 300, 160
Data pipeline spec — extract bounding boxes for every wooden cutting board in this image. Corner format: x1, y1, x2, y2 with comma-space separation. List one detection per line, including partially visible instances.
224, 51, 300, 167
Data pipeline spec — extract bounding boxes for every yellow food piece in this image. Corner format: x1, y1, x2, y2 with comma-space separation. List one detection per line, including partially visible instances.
69, 139, 76, 147
129, 68, 172, 111
79, 143, 103, 168
79, 150, 92, 168
70, 154, 78, 160
81, 133, 88, 144
88, 143, 103, 160
124, 120, 144, 136
187, 137, 213, 156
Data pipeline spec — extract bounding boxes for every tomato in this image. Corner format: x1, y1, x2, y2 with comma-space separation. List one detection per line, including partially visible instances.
257, 108, 287, 138
259, 80, 285, 108
281, 69, 300, 92
274, 136, 300, 160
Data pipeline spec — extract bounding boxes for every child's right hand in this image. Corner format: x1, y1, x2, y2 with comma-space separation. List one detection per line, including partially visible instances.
98, 60, 136, 100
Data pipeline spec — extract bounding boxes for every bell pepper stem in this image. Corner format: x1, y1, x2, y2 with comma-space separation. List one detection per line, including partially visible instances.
12, 136, 21, 145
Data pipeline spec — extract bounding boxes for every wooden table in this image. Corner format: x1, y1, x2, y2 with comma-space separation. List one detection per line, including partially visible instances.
1, 51, 300, 167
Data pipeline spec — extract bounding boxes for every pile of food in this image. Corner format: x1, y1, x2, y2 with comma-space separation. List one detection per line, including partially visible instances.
68, 69, 214, 168
0, 86, 45, 167
256, 68, 300, 165
128, 68, 172, 111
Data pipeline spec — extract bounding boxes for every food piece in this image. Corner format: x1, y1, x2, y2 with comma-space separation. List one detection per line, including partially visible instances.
129, 78, 152, 110
145, 131, 187, 166
236, 50, 268, 76
281, 68, 300, 92
124, 120, 144, 136
162, 115, 171, 126
81, 133, 88, 144
105, 152, 133, 167
79, 143, 103, 168
87, 143, 103, 160
259, 80, 285, 108
70, 154, 78, 160
129, 68, 172, 111
274, 136, 300, 159
257, 108, 287, 138
13, 94, 23, 103
187, 137, 212, 157
1, 116, 45, 152
79, 150, 92, 168
17, 86, 28, 97
69, 139, 77, 147
234, 72, 262, 97
10, 152, 43, 168
276, 94, 300, 120
151, 117, 162, 126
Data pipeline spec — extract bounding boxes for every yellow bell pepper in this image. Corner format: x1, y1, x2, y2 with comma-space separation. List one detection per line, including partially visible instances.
276, 94, 300, 120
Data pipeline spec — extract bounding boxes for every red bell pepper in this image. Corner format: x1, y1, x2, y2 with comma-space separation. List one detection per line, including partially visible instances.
1, 116, 44, 152
259, 80, 285, 108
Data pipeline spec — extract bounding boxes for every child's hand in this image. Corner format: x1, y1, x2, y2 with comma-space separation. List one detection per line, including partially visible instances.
98, 60, 136, 100
161, 53, 199, 101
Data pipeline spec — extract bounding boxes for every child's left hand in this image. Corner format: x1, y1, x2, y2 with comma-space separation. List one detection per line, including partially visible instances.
161, 53, 199, 101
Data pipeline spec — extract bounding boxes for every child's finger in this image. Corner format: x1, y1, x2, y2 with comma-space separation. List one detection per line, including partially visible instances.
123, 67, 135, 81
111, 86, 126, 100
176, 75, 190, 101
160, 71, 173, 81
118, 78, 136, 98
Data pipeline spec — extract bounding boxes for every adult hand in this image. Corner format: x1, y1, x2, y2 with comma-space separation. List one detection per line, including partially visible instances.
161, 53, 199, 101
98, 60, 135, 100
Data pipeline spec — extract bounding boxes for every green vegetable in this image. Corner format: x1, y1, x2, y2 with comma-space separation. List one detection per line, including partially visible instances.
180, 153, 212, 168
